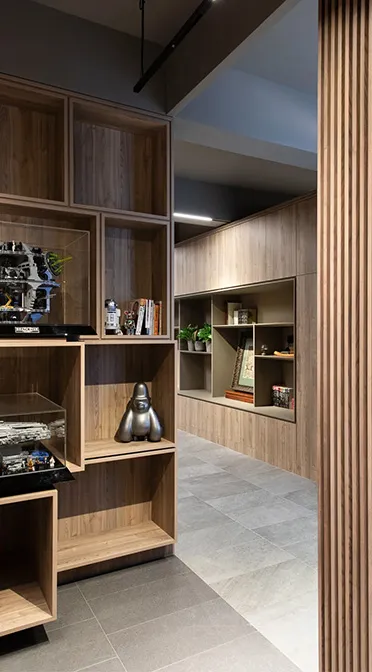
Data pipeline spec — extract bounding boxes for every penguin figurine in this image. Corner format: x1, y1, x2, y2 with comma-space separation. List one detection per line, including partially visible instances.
115, 382, 162, 443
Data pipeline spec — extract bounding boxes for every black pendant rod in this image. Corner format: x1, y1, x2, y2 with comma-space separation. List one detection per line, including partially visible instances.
134, 0, 216, 93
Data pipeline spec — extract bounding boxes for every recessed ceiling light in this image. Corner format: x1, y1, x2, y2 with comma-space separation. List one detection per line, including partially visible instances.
174, 213, 213, 222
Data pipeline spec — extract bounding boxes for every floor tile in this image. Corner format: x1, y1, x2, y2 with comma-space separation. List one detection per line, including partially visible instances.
256, 515, 318, 547
109, 598, 254, 672
89, 571, 217, 634
283, 486, 318, 512
179, 536, 294, 584
241, 469, 312, 496
0, 619, 114, 672
79, 557, 190, 601
182, 471, 260, 501
176, 519, 258, 557
178, 461, 223, 481
284, 538, 318, 568
249, 591, 319, 672
226, 459, 279, 480
211, 558, 317, 618
177, 485, 192, 500
159, 632, 302, 672
178, 495, 231, 530
45, 585, 92, 633
208, 489, 312, 529
77, 660, 125, 672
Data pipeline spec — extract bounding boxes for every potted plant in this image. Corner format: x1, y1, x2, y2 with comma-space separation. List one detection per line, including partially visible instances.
197, 323, 212, 352
177, 324, 198, 351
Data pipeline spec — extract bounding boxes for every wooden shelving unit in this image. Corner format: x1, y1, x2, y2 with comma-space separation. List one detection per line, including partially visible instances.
177, 279, 295, 422
0, 75, 174, 636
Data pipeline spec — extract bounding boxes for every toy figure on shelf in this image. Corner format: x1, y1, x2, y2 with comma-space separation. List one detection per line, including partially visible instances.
105, 298, 121, 335
115, 382, 162, 442
123, 309, 136, 336
0, 241, 71, 325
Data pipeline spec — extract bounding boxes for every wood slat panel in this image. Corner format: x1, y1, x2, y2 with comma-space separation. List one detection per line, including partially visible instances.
318, 1, 371, 669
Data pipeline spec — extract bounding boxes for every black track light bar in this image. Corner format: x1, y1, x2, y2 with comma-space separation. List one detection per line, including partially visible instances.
134, 0, 216, 93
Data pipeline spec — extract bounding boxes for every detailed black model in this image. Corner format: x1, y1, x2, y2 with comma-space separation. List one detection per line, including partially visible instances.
115, 382, 162, 442
0, 241, 70, 324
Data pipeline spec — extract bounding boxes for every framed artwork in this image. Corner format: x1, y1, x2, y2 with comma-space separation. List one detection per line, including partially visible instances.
231, 332, 254, 393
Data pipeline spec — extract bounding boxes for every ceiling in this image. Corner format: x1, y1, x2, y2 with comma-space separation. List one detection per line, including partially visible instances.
174, 140, 317, 194
32, 0, 201, 45
232, 0, 318, 95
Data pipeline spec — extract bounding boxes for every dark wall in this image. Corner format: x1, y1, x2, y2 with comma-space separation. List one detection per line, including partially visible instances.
0, 0, 165, 113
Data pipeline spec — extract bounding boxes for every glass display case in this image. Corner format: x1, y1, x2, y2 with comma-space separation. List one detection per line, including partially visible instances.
0, 392, 71, 496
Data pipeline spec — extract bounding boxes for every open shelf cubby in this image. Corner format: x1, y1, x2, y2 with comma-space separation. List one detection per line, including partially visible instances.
72, 100, 169, 217
57, 452, 175, 572
0, 490, 57, 636
0, 202, 100, 333
85, 343, 175, 464
0, 81, 66, 203
102, 215, 169, 339
177, 279, 295, 422
0, 342, 84, 472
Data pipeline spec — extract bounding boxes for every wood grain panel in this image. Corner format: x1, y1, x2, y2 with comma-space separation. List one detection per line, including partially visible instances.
318, 1, 371, 669
178, 394, 298, 474
175, 194, 315, 296
296, 273, 317, 481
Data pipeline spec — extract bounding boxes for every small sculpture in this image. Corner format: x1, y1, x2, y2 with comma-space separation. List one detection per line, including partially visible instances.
123, 309, 136, 336
261, 344, 269, 356
115, 382, 162, 443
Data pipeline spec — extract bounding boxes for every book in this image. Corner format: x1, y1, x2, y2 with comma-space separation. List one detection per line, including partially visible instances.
154, 303, 160, 336
227, 302, 242, 325
156, 301, 163, 335
225, 389, 254, 404
135, 298, 146, 335
272, 385, 294, 409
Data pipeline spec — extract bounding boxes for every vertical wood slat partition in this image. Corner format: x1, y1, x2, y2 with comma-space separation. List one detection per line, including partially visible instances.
318, 1, 371, 670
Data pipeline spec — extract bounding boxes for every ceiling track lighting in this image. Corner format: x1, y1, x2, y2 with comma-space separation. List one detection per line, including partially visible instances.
134, 0, 217, 94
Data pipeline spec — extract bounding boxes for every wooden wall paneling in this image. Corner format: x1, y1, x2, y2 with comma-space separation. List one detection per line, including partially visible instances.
35, 491, 58, 620
295, 193, 317, 275
151, 344, 176, 443
151, 452, 176, 539
296, 273, 317, 480
152, 225, 169, 336
318, 0, 372, 669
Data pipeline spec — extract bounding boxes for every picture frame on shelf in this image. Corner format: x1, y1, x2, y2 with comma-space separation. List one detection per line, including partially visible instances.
237, 307, 257, 325
231, 332, 254, 393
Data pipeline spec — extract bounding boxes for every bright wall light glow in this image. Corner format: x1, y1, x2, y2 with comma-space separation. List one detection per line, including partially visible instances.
174, 213, 213, 222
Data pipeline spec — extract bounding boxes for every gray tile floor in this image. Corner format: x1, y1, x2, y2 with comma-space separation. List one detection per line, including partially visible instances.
0, 430, 318, 672
176, 431, 319, 672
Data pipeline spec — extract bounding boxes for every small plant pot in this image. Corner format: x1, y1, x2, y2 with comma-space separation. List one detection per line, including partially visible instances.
206, 340, 212, 353
195, 341, 205, 352
187, 340, 195, 351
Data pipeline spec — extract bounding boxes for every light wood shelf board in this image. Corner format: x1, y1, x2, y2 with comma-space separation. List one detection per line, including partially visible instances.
0, 582, 53, 636
179, 350, 211, 355
85, 438, 176, 463
213, 324, 254, 329
178, 390, 294, 422
255, 355, 295, 361
57, 521, 174, 572
255, 322, 294, 327
84, 339, 176, 346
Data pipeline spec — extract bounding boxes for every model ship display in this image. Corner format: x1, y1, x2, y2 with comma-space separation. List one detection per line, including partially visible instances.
0, 241, 71, 325
0, 420, 65, 477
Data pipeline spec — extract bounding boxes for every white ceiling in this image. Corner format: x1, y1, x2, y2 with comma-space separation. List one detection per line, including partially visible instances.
232, 0, 318, 95
174, 140, 317, 194
32, 0, 201, 45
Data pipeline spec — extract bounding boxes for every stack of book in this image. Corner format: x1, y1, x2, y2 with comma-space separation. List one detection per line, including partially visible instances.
272, 385, 294, 409
132, 299, 162, 336
225, 389, 254, 404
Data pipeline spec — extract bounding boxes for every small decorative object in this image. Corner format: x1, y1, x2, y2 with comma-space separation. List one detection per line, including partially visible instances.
237, 308, 257, 325
197, 323, 212, 352
273, 334, 295, 358
231, 333, 254, 393
115, 382, 162, 442
261, 344, 269, 356
0, 241, 71, 326
177, 324, 198, 351
105, 298, 121, 335
272, 385, 294, 409
227, 302, 242, 325
123, 309, 136, 336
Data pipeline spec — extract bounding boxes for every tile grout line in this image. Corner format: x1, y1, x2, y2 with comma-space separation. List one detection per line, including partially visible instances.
76, 583, 128, 672
47, 615, 96, 634
73, 656, 123, 672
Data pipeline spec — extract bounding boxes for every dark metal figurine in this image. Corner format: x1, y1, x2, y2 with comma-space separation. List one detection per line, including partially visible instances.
115, 382, 162, 443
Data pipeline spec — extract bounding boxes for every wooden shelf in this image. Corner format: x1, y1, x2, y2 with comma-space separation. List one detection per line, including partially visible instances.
0, 583, 53, 637
178, 390, 295, 422
255, 355, 295, 361
85, 438, 175, 464
256, 322, 294, 327
58, 521, 174, 572
213, 324, 254, 328
180, 350, 211, 355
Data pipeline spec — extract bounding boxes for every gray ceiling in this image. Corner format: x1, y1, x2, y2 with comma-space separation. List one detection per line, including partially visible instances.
232, 0, 318, 95
174, 140, 317, 194
32, 0, 201, 45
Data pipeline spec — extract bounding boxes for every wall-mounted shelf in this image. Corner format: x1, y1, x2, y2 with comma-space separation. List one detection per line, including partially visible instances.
255, 355, 294, 361
85, 438, 176, 464
179, 350, 211, 355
